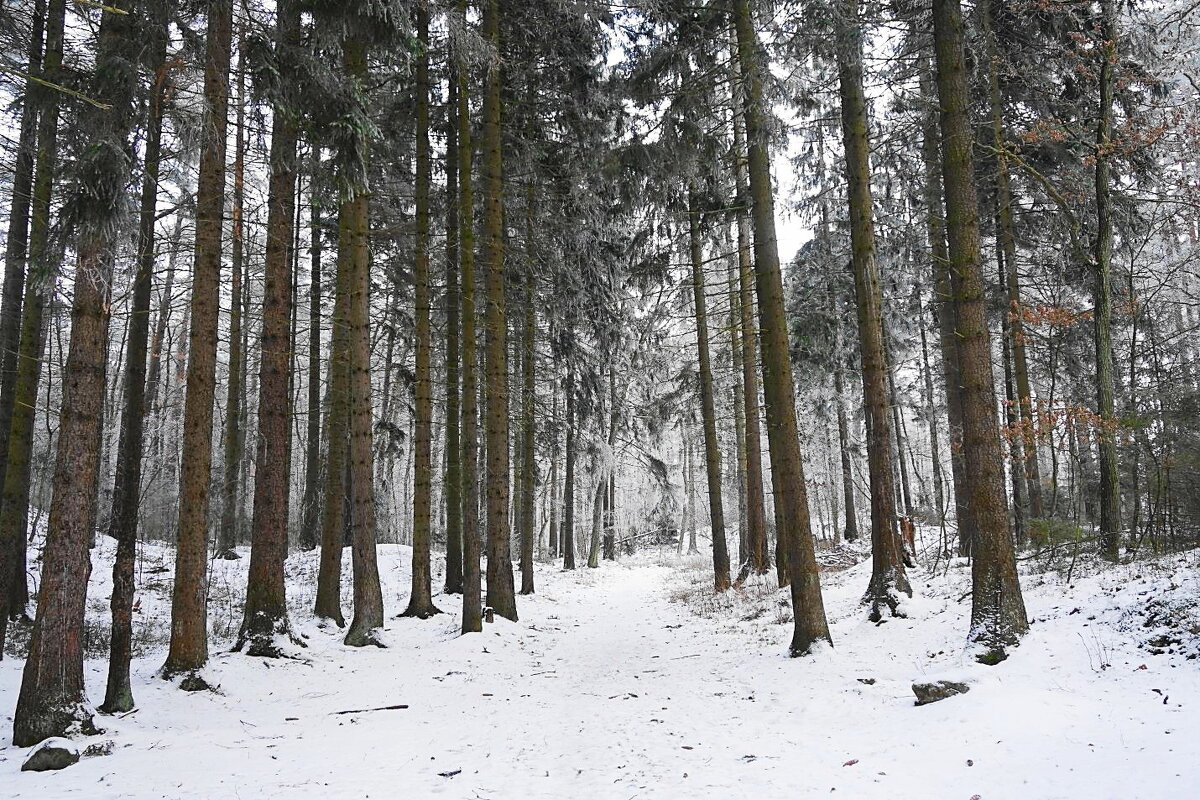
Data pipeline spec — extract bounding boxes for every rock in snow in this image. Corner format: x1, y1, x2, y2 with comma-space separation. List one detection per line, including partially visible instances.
912, 680, 971, 706
21, 738, 81, 772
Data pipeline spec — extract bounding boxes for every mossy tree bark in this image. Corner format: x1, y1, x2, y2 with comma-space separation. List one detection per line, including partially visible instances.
932, 0, 1028, 657
835, 0, 911, 618
443, 49, 463, 596
299, 145, 323, 553
733, 0, 832, 655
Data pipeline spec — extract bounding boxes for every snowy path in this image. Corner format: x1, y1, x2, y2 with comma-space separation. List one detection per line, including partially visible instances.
3, 548, 1200, 798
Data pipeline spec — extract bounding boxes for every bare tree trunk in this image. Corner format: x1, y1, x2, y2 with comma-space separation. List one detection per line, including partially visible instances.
481, 0, 516, 621
733, 0, 832, 655
14, 0, 138, 744
443, 51, 463, 595
299, 147, 323, 552
729, 28, 769, 576
459, 6, 483, 631
1094, 0, 1121, 560
688, 190, 731, 591
164, 0, 234, 679
313, 203, 350, 627
101, 0, 171, 713
238, 0, 301, 655
562, 354, 576, 571
835, 0, 911, 618
920, 40, 971, 556
403, 6, 441, 619
0, 0, 64, 650
0, 0, 46, 503
519, 191, 536, 593
932, 0, 1028, 657
342, 37, 385, 648
218, 32, 247, 561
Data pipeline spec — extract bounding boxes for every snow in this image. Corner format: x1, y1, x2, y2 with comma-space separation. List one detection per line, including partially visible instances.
1, 537, 1198, 798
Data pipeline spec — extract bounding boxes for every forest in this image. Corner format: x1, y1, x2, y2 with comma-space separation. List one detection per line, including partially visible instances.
0, 0, 1198, 796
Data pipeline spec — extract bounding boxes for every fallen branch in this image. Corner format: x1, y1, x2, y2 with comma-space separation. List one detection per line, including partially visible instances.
330, 704, 409, 715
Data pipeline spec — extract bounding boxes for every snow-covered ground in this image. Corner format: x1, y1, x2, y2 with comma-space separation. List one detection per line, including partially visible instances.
1, 536, 1198, 798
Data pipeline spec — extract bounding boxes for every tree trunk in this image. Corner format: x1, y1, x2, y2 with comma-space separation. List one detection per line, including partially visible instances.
443, 52, 463, 595
563, 354, 576, 570
688, 191, 731, 591
920, 41, 971, 556
1094, 0, 1121, 561
14, 0, 138, 745
733, 0, 831, 655
237, 0, 300, 655
101, 0, 171, 713
932, 0, 1028, 657
481, 0, 516, 622
985, 0, 1044, 522
0, 0, 64, 651
218, 32, 247, 561
342, 37, 385, 648
459, 6, 483, 632
836, 0, 911, 618
0, 0, 46, 505
299, 146, 323, 552
313, 201, 350, 627
519, 193, 536, 594
402, 6, 441, 619
163, 0, 233, 678
728, 28, 769, 576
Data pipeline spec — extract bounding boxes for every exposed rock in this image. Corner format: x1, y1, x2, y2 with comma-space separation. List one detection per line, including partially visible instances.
22, 738, 81, 772
912, 679, 970, 706
82, 740, 116, 759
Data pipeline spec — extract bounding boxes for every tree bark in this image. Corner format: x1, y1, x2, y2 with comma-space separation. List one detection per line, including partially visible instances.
0, 0, 64, 651
932, 0, 1028, 656
836, 0, 911, 617
563, 353, 576, 570
1094, 0, 1121, 560
238, 0, 301, 655
101, 0, 171, 713
218, 30, 247, 561
481, 0, 517, 622
459, 4, 483, 631
163, 0, 233, 678
14, 0, 138, 745
299, 146, 323, 552
0, 0, 46, 505
402, 6, 442, 619
342, 37, 385, 648
688, 191, 731, 591
733, 0, 831, 654
519, 190, 536, 594
443, 49, 463, 595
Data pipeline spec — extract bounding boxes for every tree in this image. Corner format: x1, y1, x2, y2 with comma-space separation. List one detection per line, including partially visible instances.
237, 0, 302, 656
931, 0, 1028, 657
163, 0, 234, 681
687, 190, 731, 592
402, 4, 442, 619
101, 0, 172, 713
732, 0, 832, 656
0, 0, 66, 652
13, 0, 140, 745
834, 0, 911, 618
481, 0, 517, 622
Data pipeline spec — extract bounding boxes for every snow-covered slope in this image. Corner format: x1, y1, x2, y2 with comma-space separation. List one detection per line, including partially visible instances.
0, 538, 1197, 798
